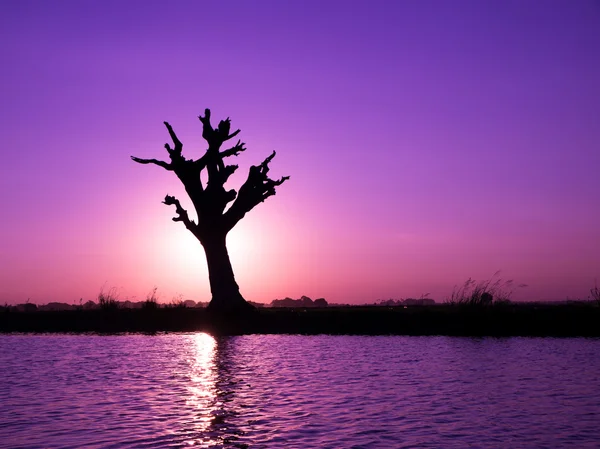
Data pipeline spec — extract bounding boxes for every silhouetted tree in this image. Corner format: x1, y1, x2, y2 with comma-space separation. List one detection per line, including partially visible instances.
131, 109, 289, 313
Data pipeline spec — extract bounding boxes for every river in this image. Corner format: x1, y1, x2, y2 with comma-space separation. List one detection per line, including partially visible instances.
1, 334, 599, 448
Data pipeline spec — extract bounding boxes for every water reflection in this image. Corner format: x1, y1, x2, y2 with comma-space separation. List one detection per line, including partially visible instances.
210, 337, 251, 447
183, 333, 248, 448
185, 333, 218, 447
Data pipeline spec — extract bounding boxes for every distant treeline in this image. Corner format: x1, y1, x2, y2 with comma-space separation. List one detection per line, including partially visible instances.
374, 298, 436, 306
1, 296, 331, 311
2, 300, 206, 312
270, 296, 328, 308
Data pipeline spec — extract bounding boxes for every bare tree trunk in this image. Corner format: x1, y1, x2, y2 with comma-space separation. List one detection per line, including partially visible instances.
202, 233, 254, 313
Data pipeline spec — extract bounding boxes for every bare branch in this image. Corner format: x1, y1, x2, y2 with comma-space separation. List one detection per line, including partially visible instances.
260, 150, 276, 167
198, 109, 242, 150
216, 118, 241, 142
261, 175, 290, 202
220, 140, 246, 158
130, 156, 172, 170
198, 109, 214, 143
224, 128, 241, 142
271, 175, 290, 187
223, 151, 289, 230
259, 150, 276, 175
217, 118, 230, 137
162, 195, 196, 231
163, 122, 183, 155
198, 108, 211, 126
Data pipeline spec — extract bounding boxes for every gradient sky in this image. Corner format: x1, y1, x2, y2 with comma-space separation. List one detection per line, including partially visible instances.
1, 0, 599, 305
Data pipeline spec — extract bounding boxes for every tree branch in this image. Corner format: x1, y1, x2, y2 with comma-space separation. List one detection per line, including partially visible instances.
255, 176, 289, 206
131, 123, 186, 172
259, 151, 276, 171
198, 109, 241, 150
163, 122, 183, 156
223, 126, 241, 142
223, 151, 289, 230
130, 156, 173, 170
220, 140, 246, 158
162, 195, 196, 231
198, 108, 213, 142
261, 175, 290, 201
215, 116, 241, 143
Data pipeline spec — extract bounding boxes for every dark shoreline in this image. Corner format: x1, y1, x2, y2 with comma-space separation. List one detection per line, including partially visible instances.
1, 303, 599, 337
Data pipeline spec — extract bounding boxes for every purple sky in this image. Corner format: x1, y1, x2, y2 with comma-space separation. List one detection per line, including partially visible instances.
1, 0, 599, 305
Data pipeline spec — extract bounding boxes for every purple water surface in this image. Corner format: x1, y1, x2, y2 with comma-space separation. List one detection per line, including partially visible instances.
1, 334, 599, 448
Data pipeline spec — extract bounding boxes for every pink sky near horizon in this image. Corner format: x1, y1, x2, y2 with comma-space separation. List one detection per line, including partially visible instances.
1, 0, 599, 305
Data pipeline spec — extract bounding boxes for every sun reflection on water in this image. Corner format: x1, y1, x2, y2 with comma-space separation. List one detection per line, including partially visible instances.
184, 333, 218, 447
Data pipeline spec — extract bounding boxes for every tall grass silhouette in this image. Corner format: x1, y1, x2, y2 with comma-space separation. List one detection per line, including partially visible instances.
97, 286, 119, 310
591, 280, 600, 305
446, 271, 526, 306
143, 287, 159, 310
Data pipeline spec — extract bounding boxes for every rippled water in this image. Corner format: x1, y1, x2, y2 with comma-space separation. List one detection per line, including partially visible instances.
1, 335, 599, 448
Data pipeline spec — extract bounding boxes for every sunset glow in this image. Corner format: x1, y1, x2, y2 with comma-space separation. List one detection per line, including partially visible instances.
1, 0, 599, 305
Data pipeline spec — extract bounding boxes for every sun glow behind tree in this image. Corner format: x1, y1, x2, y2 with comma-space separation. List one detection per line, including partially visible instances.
0, 1, 598, 305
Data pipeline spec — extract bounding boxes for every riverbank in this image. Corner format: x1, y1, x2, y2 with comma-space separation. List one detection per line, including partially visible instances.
1, 302, 599, 336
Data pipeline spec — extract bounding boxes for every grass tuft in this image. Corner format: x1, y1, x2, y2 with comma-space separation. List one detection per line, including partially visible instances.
143, 287, 159, 310
98, 286, 119, 310
591, 280, 600, 305
165, 293, 186, 309
446, 271, 525, 306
